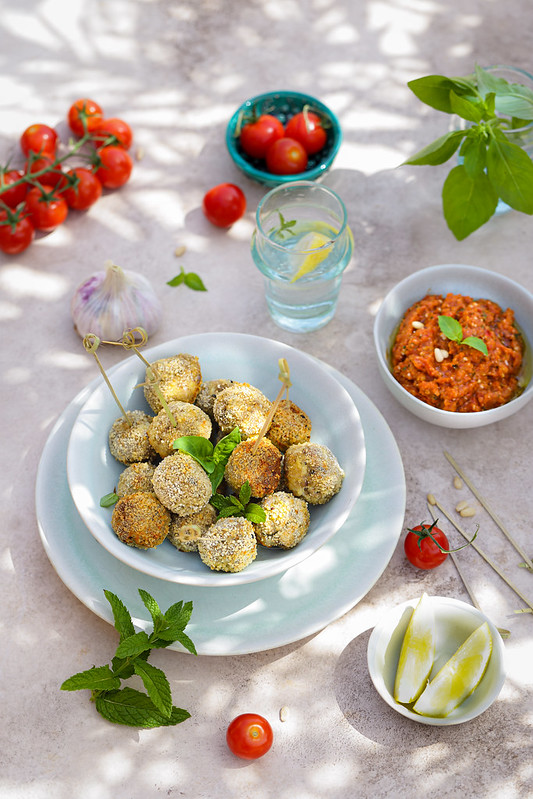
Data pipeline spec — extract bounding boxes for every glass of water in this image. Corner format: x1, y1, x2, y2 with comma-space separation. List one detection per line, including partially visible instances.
251, 181, 353, 332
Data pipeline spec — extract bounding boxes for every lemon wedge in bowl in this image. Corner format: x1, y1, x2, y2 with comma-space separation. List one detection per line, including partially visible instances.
393, 592, 435, 704
413, 621, 492, 718
290, 231, 333, 282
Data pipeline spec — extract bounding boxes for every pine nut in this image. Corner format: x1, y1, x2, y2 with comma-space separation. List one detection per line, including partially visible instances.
174, 245, 187, 257
455, 500, 469, 512
460, 506, 476, 517
412, 320, 424, 329
453, 476, 463, 489
279, 706, 289, 722
135, 146, 145, 161
434, 348, 444, 363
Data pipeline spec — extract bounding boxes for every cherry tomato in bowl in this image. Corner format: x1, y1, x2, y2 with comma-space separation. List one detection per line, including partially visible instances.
226, 713, 273, 760
266, 137, 308, 175
239, 114, 284, 160
284, 109, 327, 155
202, 183, 246, 227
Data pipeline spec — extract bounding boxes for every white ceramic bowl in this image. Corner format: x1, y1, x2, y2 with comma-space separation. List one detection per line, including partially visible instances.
67, 333, 366, 586
373, 264, 533, 428
367, 595, 506, 726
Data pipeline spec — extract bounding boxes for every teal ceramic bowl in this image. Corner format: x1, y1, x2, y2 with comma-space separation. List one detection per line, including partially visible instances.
226, 91, 342, 187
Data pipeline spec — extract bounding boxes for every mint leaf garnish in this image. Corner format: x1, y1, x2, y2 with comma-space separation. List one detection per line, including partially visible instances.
94, 687, 191, 728
167, 266, 207, 291
100, 492, 119, 507
209, 480, 266, 523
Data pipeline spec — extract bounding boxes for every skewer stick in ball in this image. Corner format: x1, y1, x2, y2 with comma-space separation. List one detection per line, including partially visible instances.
251, 358, 291, 456
82, 333, 130, 424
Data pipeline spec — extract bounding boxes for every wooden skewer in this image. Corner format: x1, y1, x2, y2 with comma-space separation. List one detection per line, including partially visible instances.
431, 497, 533, 614
444, 450, 533, 571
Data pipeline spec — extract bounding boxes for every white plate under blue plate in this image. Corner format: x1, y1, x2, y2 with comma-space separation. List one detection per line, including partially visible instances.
67, 333, 366, 586
36, 361, 405, 656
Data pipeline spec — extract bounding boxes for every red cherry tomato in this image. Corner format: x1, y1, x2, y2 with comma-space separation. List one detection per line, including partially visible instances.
25, 186, 68, 232
94, 145, 133, 188
239, 114, 284, 160
404, 521, 450, 570
202, 183, 246, 227
20, 123, 58, 157
91, 117, 133, 150
25, 155, 64, 188
284, 110, 327, 155
265, 137, 308, 175
68, 98, 104, 137
0, 170, 28, 208
0, 210, 35, 254
226, 714, 273, 760
61, 168, 103, 210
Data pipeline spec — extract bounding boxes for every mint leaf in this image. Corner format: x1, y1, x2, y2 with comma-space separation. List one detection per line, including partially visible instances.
133, 660, 172, 717
167, 266, 207, 291
104, 590, 135, 641
244, 503, 267, 524
462, 336, 489, 356
486, 136, 533, 214
138, 588, 164, 630
442, 164, 498, 239
115, 630, 152, 659
61, 665, 120, 692
164, 600, 193, 629
100, 492, 119, 507
438, 315, 463, 341
402, 130, 465, 166
94, 687, 190, 728
407, 75, 476, 113
239, 480, 252, 507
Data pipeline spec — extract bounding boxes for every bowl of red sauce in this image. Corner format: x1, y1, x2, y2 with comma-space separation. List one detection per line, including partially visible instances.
373, 264, 533, 428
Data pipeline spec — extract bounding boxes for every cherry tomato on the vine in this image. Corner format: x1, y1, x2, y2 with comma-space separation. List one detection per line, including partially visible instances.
20, 123, 58, 157
25, 155, 64, 189
265, 137, 308, 175
68, 98, 103, 137
25, 186, 68, 232
284, 110, 327, 155
202, 183, 246, 227
91, 117, 133, 150
239, 114, 284, 160
94, 145, 133, 189
0, 170, 28, 209
404, 520, 450, 570
0, 210, 35, 254
226, 714, 273, 760
61, 168, 103, 210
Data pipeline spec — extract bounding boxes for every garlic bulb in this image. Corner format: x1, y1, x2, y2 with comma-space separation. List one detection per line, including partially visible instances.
71, 260, 162, 341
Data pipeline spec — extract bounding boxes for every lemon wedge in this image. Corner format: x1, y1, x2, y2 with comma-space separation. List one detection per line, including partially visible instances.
394, 593, 435, 704
413, 621, 492, 718
290, 232, 332, 283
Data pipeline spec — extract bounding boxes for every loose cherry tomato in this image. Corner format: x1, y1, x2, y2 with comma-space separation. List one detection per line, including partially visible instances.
226, 713, 273, 760
25, 155, 64, 188
20, 123, 58, 157
404, 520, 450, 570
265, 137, 308, 175
0, 209, 35, 254
61, 168, 102, 210
0, 170, 28, 208
94, 145, 133, 188
202, 183, 246, 227
284, 110, 327, 155
25, 185, 68, 232
91, 117, 133, 150
239, 114, 284, 160
68, 98, 103, 137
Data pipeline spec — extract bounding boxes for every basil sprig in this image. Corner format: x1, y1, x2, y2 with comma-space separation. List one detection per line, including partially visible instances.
438, 315, 488, 355
403, 65, 533, 239
173, 426, 241, 492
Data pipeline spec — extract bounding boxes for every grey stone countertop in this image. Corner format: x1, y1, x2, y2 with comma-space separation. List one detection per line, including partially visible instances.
1, 1, 532, 797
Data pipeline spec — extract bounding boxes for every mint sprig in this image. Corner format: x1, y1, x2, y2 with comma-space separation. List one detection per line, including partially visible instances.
270, 210, 297, 239
403, 65, 533, 239
438, 315, 488, 355
61, 589, 196, 728
210, 481, 266, 524
167, 266, 207, 291
173, 426, 241, 492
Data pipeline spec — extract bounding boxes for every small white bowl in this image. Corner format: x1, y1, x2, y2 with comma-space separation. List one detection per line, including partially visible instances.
373, 264, 533, 428
367, 595, 506, 725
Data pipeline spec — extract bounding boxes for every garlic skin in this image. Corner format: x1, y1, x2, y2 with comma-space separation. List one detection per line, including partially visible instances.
71, 260, 162, 341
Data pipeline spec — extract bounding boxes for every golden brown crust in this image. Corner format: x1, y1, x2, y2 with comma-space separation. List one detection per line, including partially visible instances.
152, 451, 213, 515
224, 437, 282, 498
255, 491, 310, 549
117, 462, 156, 498
143, 353, 202, 413
283, 442, 344, 505
197, 517, 257, 572
108, 410, 156, 465
148, 401, 212, 458
213, 382, 272, 439
111, 491, 170, 549
266, 399, 312, 452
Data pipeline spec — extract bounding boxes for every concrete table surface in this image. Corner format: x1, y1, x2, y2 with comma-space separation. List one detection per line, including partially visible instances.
1, 1, 532, 797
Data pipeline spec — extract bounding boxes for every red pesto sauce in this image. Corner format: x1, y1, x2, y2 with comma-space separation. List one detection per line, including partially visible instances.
391, 293, 524, 412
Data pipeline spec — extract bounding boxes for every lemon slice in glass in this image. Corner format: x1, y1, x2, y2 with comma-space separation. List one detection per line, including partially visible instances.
290, 232, 332, 283
413, 621, 492, 718
393, 593, 435, 704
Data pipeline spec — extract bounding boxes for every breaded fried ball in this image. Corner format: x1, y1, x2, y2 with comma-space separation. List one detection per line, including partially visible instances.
167, 504, 217, 552
108, 410, 156, 465
148, 401, 212, 458
152, 451, 212, 516
117, 462, 156, 498
255, 491, 310, 549
224, 437, 282, 498
144, 353, 202, 413
197, 517, 257, 573
284, 442, 344, 505
266, 399, 312, 452
195, 379, 234, 419
213, 383, 272, 439
111, 491, 170, 549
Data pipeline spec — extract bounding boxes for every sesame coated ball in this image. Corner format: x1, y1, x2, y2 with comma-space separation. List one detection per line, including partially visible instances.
195, 379, 234, 419
152, 451, 212, 516
117, 462, 156, 498
197, 516, 257, 572
266, 399, 312, 452
111, 491, 170, 549
213, 382, 272, 439
143, 353, 202, 413
255, 491, 310, 549
108, 410, 156, 465
148, 401, 212, 458
167, 504, 217, 552
283, 442, 344, 505
224, 437, 282, 498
